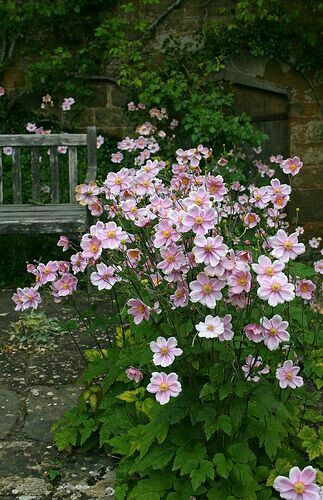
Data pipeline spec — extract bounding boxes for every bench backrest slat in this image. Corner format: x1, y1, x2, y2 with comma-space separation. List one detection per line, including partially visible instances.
0, 134, 87, 147
86, 126, 97, 182
12, 147, 22, 204
68, 146, 78, 203
50, 147, 60, 203
31, 148, 40, 201
0, 150, 3, 205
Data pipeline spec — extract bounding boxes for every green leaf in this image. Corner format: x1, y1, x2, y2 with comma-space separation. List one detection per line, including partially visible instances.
227, 442, 256, 463
231, 463, 254, 487
217, 415, 232, 436
213, 453, 233, 478
173, 442, 206, 472
117, 387, 145, 402
298, 425, 323, 460
219, 383, 232, 400
190, 460, 214, 491
55, 426, 78, 451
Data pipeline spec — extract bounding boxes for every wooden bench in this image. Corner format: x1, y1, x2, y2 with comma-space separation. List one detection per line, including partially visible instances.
0, 127, 97, 234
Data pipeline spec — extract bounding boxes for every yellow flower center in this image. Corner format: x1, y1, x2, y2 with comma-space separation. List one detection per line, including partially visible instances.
266, 266, 274, 276
195, 216, 203, 224
248, 215, 255, 222
270, 327, 277, 336
203, 284, 212, 293
210, 186, 218, 193
143, 180, 149, 187
239, 277, 247, 285
161, 347, 168, 353
108, 231, 116, 238
163, 230, 170, 238
195, 197, 202, 205
167, 255, 175, 262
137, 305, 145, 313
27, 294, 33, 300
301, 284, 308, 292
205, 244, 212, 252
286, 371, 294, 380
284, 240, 292, 249
115, 177, 122, 185
160, 383, 169, 391
272, 283, 281, 291
91, 244, 98, 253
290, 164, 296, 171
293, 482, 305, 494
207, 324, 215, 331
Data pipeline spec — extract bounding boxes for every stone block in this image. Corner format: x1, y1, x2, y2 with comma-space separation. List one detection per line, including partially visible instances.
290, 120, 322, 146
95, 107, 126, 129
288, 188, 323, 223
111, 87, 127, 107
0, 388, 23, 438
291, 165, 323, 189
86, 85, 108, 107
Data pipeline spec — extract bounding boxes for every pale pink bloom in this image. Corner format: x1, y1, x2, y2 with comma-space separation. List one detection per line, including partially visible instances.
26, 263, 36, 274
257, 274, 295, 307
242, 355, 269, 382
244, 323, 264, 343
189, 272, 225, 309
206, 174, 227, 201
26, 122, 37, 132
127, 101, 136, 111
80, 235, 102, 260
267, 207, 288, 227
227, 292, 248, 309
105, 169, 130, 196
267, 178, 291, 198
227, 269, 251, 294
243, 212, 260, 228
170, 283, 189, 308
121, 199, 139, 221
37, 261, 59, 284
309, 237, 320, 249
182, 206, 216, 235
3, 147, 12, 156
96, 135, 104, 149
314, 259, 323, 274
90, 263, 120, 290
52, 273, 77, 297
21, 287, 42, 310
71, 252, 88, 273
135, 172, 155, 197
276, 360, 304, 389
126, 248, 141, 265
197, 144, 212, 159
273, 193, 289, 209
170, 118, 178, 129
62, 97, 75, 111
118, 137, 135, 151
195, 315, 224, 339
273, 466, 320, 499
253, 146, 262, 154
193, 235, 228, 267
184, 188, 212, 210
296, 279, 316, 300
127, 298, 150, 325
218, 314, 234, 341
217, 157, 228, 166
125, 366, 143, 383
57, 146, 68, 154
270, 154, 283, 164
261, 314, 289, 350
111, 152, 124, 163
281, 156, 303, 176
12, 288, 25, 311
75, 182, 100, 206
153, 220, 180, 248
147, 372, 182, 405
295, 226, 304, 236
269, 230, 305, 263
89, 200, 103, 216
57, 235, 70, 252
250, 187, 270, 208
0, 86, 5, 96
157, 244, 185, 273
57, 261, 70, 274
148, 194, 172, 216
150, 337, 182, 367
97, 221, 127, 250
252, 255, 285, 284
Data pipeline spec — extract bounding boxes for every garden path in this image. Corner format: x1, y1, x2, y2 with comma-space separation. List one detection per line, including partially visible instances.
0, 290, 115, 500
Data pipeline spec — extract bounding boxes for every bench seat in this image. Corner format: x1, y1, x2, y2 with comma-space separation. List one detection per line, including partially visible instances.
0, 204, 88, 234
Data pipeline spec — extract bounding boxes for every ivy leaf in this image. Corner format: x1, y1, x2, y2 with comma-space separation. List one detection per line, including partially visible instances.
298, 425, 323, 460
213, 453, 233, 479
227, 442, 256, 463
217, 415, 232, 436
190, 460, 214, 491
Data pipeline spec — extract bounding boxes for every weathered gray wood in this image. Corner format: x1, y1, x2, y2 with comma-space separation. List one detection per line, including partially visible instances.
31, 148, 40, 201
86, 126, 97, 182
68, 147, 78, 203
50, 147, 60, 203
0, 149, 3, 205
0, 204, 87, 234
0, 134, 87, 147
12, 147, 22, 204
212, 70, 288, 96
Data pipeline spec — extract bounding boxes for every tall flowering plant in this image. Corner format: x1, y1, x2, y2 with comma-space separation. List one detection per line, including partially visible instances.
13, 108, 322, 498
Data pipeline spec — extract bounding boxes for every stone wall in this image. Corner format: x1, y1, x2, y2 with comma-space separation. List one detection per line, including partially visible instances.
2, 0, 322, 233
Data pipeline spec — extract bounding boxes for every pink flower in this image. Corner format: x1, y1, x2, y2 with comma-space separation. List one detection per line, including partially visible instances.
252, 255, 285, 283
26, 122, 37, 132
170, 283, 189, 308
244, 323, 264, 343
90, 263, 120, 290
153, 220, 180, 248
217, 157, 228, 166
96, 221, 127, 250
57, 235, 70, 252
37, 260, 59, 284
75, 182, 100, 206
218, 314, 234, 341
57, 146, 68, 154
227, 269, 251, 294
268, 230, 305, 263
257, 274, 295, 307
0, 86, 5, 96
52, 273, 77, 297
3, 147, 12, 156
296, 279, 316, 300
193, 235, 228, 267
184, 188, 212, 210
273, 466, 320, 499
260, 314, 289, 351
206, 174, 227, 201
71, 252, 88, 273
281, 156, 303, 176
267, 178, 291, 198
81, 235, 102, 260
195, 315, 224, 339
250, 187, 270, 208
157, 244, 185, 274
96, 135, 104, 149
276, 360, 304, 389
182, 206, 216, 235
111, 152, 124, 163
150, 337, 182, 367
147, 372, 182, 405
125, 366, 143, 383
189, 272, 225, 309
12, 288, 25, 311
242, 355, 269, 382
243, 212, 260, 228
62, 97, 75, 111
314, 259, 323, 274
127, 298, 150, 325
